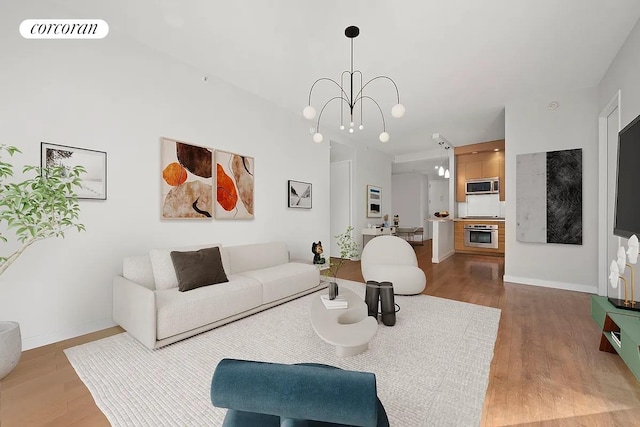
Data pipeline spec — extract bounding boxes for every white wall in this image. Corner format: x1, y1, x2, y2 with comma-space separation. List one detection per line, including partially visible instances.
504, 87, 599, 294
597, 17, 640, 297
599, 18, 640, 129
0, 3, 329, 349
391, 173, 422, 227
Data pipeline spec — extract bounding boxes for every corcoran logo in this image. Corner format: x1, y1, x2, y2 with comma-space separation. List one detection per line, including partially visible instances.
20, 19, 109, 39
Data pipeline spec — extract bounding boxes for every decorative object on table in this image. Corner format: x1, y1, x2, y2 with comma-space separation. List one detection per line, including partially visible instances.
367, 185, 382, 218
516, 148, 582, 244
322, 226, 359, 299
608, 234, 638, 310
434, 211, 449, 218
311, 241, 325, 264
215, 149, 254, 219
0, 144, 86, 379
320, 294, 347, 310
288, 180, 312, 209
41, 142, 106, 200
302, 25, 404, 144
393, 215, 399, 226
160, 137, 213, 219
365, 281, 398, 326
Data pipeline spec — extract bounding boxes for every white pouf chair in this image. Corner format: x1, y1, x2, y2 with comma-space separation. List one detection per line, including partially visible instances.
360, 235, 426, 295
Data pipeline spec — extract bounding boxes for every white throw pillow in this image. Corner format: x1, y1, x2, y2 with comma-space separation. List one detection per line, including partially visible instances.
149, 243, 221, 290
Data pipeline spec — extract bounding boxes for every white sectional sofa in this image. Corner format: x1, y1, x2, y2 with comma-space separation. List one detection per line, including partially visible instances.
113, 241, 323, 349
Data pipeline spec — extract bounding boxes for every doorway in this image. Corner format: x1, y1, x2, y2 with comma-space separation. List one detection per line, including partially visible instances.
330, 160, 352, 258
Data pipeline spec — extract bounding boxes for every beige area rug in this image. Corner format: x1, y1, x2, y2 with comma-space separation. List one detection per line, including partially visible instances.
65, 279, 501, 426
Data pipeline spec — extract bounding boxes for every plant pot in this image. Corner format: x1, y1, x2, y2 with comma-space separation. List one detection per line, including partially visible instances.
0, 321, 21, 380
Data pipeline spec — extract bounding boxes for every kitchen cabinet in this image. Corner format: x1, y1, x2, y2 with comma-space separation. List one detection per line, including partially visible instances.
465, 161, 483, 180
453, 219, 504, 255
454, 140, 505, 202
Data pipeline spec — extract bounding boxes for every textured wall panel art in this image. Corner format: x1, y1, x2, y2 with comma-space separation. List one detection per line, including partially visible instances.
215, 150, 254, 219
516, 148, 582, 245
160, 137, 213, 219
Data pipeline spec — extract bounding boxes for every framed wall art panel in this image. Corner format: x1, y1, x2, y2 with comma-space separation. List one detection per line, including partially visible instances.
367, 185, 382, 218
215, 150, 255, 219
160, 137, 213, 219
41, 142, 107, 200
288, 180, 312, 209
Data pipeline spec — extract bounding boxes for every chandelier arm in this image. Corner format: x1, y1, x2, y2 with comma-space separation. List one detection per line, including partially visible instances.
353, 70, 363, 125
357, 95, 386, 131
308, 77, 352, 107
315, 96, 350, 132
354, 75, 401, 104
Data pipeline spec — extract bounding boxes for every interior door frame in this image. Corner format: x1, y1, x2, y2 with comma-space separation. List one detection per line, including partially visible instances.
330, 160, 353, 259
598, 90, 621, 296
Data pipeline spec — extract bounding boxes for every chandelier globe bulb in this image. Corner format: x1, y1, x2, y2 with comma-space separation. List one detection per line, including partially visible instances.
303, 105, 316, 120
312, 132, 323, 143
391, 104, 405, 118
379, 132, 390, 143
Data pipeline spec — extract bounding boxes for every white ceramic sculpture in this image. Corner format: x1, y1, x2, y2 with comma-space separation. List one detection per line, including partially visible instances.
627, 235, 639, 264
609, 260, 620, 289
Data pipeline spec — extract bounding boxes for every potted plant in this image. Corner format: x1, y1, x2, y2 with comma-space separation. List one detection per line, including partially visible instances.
322, 226, 359, 298
0, 145, 85, 380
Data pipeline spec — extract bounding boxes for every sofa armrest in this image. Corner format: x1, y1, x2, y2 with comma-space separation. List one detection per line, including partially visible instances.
113, 275, 157, 349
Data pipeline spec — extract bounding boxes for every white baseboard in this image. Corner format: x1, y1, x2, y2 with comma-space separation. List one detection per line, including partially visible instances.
22, 317, 117, 351
432, 250, 455, 264
502, 275, 598, 295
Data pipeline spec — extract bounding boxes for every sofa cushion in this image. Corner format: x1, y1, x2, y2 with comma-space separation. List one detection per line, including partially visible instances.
170, 246, 229, 292
155, 274, 262, 340
225, 242, 289, 275
123, 255, 155, 290
149, 243, 226, 290
238, 263, 319, 304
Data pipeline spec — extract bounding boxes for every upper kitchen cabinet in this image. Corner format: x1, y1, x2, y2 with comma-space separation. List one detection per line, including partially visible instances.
455, 140, 505, 202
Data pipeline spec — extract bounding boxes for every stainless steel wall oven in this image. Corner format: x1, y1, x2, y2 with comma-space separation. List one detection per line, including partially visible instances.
463, 224, 498, 249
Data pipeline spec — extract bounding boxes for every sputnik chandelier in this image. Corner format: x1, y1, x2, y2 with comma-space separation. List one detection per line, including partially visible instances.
302, 26, 405, 143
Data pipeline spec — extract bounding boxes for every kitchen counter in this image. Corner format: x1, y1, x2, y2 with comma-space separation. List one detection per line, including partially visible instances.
453, 217, 505, 222
427, 217, 453, 222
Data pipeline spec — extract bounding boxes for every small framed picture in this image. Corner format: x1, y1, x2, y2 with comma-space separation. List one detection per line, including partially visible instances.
41, 142, 107, 200
288, 180, 312, 209
367, 185, 381, 218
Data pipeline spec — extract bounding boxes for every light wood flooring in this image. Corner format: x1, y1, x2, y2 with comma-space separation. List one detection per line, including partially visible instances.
2, 242, 640, 426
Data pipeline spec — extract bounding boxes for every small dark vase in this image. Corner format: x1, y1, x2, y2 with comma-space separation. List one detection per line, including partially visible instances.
328, 281, 339, 300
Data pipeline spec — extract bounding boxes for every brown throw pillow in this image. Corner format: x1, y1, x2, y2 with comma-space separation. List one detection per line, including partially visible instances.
170, 246, 228, 292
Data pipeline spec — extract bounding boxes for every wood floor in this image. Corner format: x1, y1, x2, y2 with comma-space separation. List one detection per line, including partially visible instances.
2, 243, 640, 426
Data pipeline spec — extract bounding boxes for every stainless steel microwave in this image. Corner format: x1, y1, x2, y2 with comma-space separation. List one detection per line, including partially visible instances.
465, 178, 499, 194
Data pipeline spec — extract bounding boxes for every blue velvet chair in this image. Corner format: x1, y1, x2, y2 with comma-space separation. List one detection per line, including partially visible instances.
210, 358, 389, 427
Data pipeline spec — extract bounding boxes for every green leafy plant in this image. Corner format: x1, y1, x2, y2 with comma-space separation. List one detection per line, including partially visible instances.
0, 145, 86, 276
323, 225, 359, 282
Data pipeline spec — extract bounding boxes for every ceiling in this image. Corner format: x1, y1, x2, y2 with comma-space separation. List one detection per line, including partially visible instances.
54, 0, 640, 158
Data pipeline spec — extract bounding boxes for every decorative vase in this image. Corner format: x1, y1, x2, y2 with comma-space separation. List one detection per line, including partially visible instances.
0, 321, 21, 380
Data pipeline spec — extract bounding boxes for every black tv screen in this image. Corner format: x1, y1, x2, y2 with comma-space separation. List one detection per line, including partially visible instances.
614, 113, 640, 238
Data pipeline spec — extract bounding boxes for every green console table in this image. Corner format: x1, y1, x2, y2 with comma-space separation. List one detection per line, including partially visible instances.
591, 295, 640, 381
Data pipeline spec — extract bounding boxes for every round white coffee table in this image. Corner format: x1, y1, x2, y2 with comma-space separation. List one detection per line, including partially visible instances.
310, 287, 378, 357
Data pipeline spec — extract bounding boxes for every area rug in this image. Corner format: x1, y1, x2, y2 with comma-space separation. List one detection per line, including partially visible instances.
65, 279, 501, 426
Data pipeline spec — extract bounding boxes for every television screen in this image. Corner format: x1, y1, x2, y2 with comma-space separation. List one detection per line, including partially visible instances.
614, 113, 640, 238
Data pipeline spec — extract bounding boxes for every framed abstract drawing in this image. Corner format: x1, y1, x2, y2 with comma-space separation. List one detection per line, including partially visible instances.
160, 137, 213, 219
215, 150, 255, 219
41, 142, 107, 200
288, 180, 312, 209
367, 185, 382, 218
